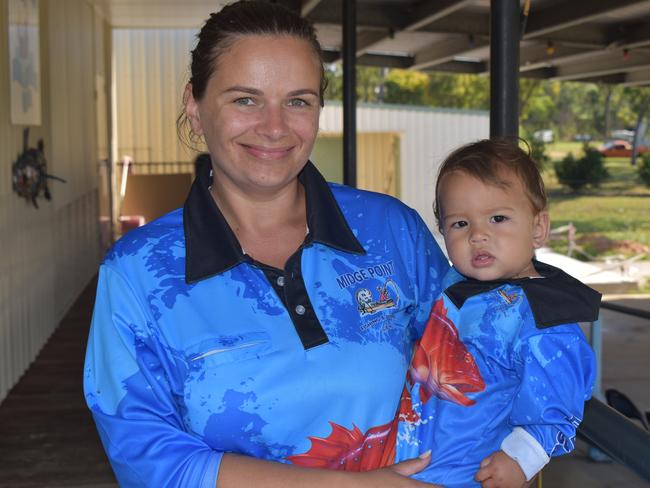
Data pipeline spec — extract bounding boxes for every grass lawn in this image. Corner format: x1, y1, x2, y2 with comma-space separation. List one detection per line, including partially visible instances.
540, 143, 650, 260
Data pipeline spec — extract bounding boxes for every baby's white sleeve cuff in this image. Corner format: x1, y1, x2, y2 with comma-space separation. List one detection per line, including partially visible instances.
500, 427, 550, 481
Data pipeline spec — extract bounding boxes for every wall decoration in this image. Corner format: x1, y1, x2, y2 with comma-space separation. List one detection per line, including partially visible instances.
8, 0, 41, 126
12, 128, 66, 208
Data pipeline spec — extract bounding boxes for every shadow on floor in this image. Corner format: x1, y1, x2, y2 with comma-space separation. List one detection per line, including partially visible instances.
0, 277, 117, 488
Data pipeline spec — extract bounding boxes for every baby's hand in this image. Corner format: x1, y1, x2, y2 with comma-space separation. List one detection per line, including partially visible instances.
474, 450, 528, 488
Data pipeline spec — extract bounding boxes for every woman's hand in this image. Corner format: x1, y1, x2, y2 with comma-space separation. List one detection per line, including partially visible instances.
218, 451, 442, 488
356, 450, 443, 487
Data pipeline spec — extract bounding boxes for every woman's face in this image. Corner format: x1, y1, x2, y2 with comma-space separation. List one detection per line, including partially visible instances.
186, 35, 322, 198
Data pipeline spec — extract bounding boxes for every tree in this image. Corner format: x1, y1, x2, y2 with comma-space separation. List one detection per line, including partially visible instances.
519, 79, 543, 121
554, 147, 609, 191
427, 73, 489, 109
384, 69, 429, 105
324, 64, 384, 103
638, 153, 650, 187
602, 84, 613, 140
322, 63, 647, 149
623, 86, 650, 166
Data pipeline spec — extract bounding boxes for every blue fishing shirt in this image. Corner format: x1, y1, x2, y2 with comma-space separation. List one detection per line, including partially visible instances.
396, 263, 599, 487
83, 162, 449, 487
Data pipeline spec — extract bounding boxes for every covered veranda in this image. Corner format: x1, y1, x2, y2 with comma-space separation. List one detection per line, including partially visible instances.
0, 0, 649, 486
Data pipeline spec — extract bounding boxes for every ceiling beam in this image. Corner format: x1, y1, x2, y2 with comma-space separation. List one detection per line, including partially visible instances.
577, 73, 628, 85
615, 21, 650, 49
322, 49, 415, 69
417, 12, 489, 37
422, 59, 487, 75
274, 0, 302, 12
412, 37, 489, 71
324, 28, 392, 64
311, 0, 475, 64
403, 0, 474, 31
619, 68, 650, 87
520, 67, 556, 80
524, 0, 649, 39
520, 43, 605, 72
355, 29, 392, 56
357, 53, 414, 69
322, 49, 341, 64
301, 0, 322, 16
353, 0, 475, 62
360, 0, 476, 61
550, 50, 650, 81
307, 0, 404, 28
308, 0, 650, 87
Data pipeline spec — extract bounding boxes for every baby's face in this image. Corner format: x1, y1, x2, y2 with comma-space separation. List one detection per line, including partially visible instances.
438, 170, 549, 281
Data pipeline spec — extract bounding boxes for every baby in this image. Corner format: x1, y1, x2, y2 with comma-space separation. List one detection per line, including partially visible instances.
396, 139, 600, 487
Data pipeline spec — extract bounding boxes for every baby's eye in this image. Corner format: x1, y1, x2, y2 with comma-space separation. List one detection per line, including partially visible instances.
234, 97, 255, 106
490, 215, 508, 223
450, 220, 468, 229
288, 98, 309, 107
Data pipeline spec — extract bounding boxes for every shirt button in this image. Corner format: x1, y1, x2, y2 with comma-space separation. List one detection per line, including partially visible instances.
276, 276, 285, 287
295, 305, 306, 315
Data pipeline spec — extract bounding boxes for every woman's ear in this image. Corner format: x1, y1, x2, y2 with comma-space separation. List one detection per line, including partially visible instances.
184, 84, 203, 136
532, 210, 550, 249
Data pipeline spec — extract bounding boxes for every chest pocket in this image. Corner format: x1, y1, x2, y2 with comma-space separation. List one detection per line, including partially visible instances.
181, 330, 282, 449
185, 331, 274, 369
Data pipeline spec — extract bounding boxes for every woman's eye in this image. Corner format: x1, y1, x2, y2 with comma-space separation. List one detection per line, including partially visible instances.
288, 98, 309, 107
450, 220, 468, 229
490, 215, 508, 223
234, 97, 255, 106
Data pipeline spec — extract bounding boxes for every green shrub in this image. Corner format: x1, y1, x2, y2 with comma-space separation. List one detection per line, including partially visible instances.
638, 153, 650, 187
529, 138, 550, 171
554, 147, 609, 190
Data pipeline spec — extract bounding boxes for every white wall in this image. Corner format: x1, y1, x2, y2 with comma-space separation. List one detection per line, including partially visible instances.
319, 102, 489, 233
0, 0, 106, 402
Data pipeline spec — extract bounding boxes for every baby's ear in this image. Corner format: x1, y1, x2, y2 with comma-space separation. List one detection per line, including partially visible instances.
532, 211, 550, 249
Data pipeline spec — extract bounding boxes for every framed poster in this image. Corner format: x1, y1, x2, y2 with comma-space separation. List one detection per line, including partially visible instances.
8, 0, 41, 126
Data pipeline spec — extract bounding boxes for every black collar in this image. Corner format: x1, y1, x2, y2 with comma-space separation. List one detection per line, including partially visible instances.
444, 260, 602, 328
183, 160, 365, 283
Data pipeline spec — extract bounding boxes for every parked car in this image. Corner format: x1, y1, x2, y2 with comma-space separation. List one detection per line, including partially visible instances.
533, 129, 554, 143
598, 139, 650, 158
574, 133, 592, 142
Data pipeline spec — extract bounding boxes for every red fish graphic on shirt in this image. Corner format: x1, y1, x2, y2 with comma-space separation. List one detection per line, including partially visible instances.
407, 298, 485, 408
288, 300, 483, 469
287, 419, 397, 471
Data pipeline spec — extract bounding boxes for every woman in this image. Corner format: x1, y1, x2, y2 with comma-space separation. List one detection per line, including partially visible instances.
84, 2, 449, 486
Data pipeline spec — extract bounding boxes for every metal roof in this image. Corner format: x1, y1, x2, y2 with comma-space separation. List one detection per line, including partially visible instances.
91, 0, 650, 87
305, 0, 650, 87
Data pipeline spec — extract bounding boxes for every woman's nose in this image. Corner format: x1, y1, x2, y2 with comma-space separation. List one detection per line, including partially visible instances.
257, 104, 289, 139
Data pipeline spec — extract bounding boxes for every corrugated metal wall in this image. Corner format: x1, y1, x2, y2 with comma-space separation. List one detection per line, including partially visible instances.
0, 0, 106, 402
113, 28, 197, 173
319, 102, 489, 232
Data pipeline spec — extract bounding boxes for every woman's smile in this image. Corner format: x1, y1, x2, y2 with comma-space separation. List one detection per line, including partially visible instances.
239, 142, 296, 160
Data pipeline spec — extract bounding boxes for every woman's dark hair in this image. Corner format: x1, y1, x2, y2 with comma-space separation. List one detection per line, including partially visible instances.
434, 138, 547, 230
178, 1, 326, 146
